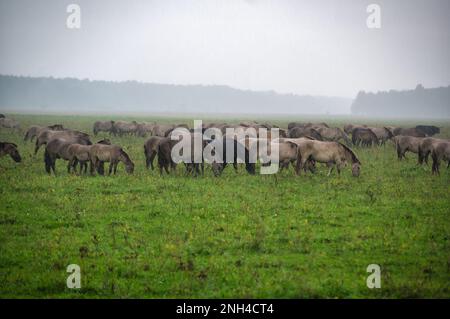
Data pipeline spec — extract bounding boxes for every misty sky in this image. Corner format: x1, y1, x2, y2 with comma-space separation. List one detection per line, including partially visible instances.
0, 0, 449, 98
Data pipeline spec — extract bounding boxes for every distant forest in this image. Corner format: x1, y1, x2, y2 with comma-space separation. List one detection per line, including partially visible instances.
0, 75, 351, 115
351, 85, 450, 118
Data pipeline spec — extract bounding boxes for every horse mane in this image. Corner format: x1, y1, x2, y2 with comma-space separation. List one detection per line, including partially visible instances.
1, 142, 17, 148
338, 142, 361, 164
119, 148, 131, 163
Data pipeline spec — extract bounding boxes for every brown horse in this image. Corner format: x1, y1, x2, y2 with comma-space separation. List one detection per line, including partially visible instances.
93, 121, 115, 136
368, 127, 394, 146
296, 140, 361, 177
157, 137, 179, 175
67, 139, 111, 174
0, 142, 21, 163
418, 137, 449, 165
89, 144, 134, 175
144, 136, 164, 170
393, 136, 424, 160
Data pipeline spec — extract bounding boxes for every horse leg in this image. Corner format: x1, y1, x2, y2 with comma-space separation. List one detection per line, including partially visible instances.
114, 161, 118, 175
51, 157, 57, 176
150, 152, 157, 170
327, 162, 334, 176
90, 159, 96, 176
108, 162, 114, 175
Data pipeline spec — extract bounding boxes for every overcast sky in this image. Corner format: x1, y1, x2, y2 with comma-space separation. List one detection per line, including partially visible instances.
0, 0, 449, 98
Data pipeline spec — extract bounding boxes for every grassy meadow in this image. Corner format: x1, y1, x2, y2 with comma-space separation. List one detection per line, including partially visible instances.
0, 114, 449, 298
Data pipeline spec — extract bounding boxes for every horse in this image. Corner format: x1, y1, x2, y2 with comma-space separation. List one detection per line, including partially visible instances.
431, 141, 450, 175
136, 122, 155, 137
296, 140, 361, 177
393, 135, 424, 160
93, 121, 115, 136
415, 125, 440, 137
112, 121, 138, 136
67, 139, 111, 174
44, 136, 92, 175
418, 137, 450, 165
352, 128, 378, 147
157, 137, 179, 175
0, 118, 20, 132
89, 144, 134, 175
0, 142, 21, 163
144, 136, 164, 170
368, 127, 394, 146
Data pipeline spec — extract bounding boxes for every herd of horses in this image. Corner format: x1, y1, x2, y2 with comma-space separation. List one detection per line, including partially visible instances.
0, 115, 449, 176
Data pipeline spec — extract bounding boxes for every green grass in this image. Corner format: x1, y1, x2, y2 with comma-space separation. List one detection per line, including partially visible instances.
0, 114, 449, 298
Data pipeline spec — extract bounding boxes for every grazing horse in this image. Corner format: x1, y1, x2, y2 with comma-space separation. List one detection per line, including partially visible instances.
67, 139, 111, 174
44, 137, 92, 175
0, 142, 22, 163
89, 144, 134, 175
431, 141, 450, 175
296, 140, 361, 177
393, 136, 424, 160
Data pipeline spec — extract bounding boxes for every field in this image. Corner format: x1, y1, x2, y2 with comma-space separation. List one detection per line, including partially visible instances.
0, 114, 449, 298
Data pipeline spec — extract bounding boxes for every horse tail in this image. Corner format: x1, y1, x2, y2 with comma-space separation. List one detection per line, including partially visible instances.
338, 142, 360, 164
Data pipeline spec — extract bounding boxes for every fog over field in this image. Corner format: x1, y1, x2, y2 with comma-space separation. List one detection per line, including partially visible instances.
0, 0, 449, 116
